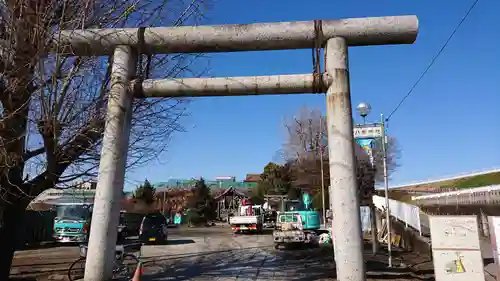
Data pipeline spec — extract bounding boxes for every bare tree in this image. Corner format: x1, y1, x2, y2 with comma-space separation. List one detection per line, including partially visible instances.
281, 106, 400, 192
0, 0, 209, 277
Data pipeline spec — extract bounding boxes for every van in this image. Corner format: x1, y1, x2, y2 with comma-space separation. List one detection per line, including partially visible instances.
139, 213, 168, 244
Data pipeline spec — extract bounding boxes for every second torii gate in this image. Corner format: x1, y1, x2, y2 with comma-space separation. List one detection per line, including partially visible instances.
53, 15, 419, 281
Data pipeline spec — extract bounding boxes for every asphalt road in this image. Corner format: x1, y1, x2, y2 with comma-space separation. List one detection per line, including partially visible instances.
11, 226, 435, 281
141, 226, 434, 281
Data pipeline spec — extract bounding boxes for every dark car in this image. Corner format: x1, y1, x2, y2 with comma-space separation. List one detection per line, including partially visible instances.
139, 213, 168, 244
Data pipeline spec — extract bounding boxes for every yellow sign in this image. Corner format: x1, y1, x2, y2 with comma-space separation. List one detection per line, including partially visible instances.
455, 253, 465, 273
445, 252, 466, 274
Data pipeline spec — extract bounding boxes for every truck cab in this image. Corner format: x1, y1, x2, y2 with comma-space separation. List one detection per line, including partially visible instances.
229, 202, 264, 234
53, 204, 92, 243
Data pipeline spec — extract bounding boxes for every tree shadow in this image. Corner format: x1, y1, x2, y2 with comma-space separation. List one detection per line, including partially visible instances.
18, 242, 59, 251
141, 243, 435, 281
11, 259, 74, 268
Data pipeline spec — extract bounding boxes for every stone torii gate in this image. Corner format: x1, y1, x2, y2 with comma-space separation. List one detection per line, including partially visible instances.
54, 15, 418, 281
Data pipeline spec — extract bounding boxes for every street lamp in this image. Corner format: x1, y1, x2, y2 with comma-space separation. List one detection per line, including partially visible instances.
356, 102, 372, 124
355, 102, 392, 267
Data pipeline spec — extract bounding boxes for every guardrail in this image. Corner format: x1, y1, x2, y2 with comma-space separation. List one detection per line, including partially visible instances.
372, 195, 422, 235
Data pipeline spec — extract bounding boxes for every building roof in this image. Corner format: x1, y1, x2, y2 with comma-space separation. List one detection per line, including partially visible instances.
391, 169, 500, 191
29, 188, 131, 207
244, 174, 261, 182
213, 186, 248, 200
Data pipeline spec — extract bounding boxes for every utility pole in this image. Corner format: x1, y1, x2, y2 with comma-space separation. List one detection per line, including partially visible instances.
319, 115, 326, 226
381, 113, 392, 267
162, 188, 166, 213
355, 102, 379, 256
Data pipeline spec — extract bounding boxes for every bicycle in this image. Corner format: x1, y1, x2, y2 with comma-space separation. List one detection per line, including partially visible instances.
68, 243, 140, 281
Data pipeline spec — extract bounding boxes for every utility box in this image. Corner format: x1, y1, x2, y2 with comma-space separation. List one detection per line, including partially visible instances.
429, 215, 485, 281
488, 216, 500, 281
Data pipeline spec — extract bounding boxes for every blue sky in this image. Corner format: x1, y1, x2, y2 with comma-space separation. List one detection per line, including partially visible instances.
124, 0, 500, 190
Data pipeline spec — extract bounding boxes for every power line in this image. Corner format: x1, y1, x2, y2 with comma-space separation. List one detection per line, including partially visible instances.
386, 0, 481, 122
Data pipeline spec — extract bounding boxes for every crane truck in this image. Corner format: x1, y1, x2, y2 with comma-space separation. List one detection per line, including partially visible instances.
229, 199, 264, 234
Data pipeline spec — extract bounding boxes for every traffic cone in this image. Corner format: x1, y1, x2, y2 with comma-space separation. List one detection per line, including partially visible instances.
132, 261, 143, 281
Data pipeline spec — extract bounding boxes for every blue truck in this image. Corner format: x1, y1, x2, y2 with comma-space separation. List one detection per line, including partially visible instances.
53, 203, 92, 243
53, 204, 129, 244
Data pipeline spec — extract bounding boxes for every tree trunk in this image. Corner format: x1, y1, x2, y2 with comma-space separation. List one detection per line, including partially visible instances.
0, 200, 27, 280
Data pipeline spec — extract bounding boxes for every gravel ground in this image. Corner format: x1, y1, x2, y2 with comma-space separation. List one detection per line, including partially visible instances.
11, 226, 435, 281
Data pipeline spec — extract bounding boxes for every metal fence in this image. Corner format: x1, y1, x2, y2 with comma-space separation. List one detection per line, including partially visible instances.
15, 210, 57, 249
372, 195, 422, 235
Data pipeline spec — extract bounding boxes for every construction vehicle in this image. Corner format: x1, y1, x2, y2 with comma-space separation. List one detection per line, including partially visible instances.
272, 193, 326, 248
229, 199, 264, 234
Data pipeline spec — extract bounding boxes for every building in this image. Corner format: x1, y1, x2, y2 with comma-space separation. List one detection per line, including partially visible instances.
153, 176, 258, 214
154, 177, 258, 191
244, 174, 261, 183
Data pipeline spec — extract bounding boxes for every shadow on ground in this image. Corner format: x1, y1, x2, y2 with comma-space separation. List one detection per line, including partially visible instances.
166, 239, 196, 246
140, 239, 195, 247
142, 242, 435, 281
18, 242, 60, 251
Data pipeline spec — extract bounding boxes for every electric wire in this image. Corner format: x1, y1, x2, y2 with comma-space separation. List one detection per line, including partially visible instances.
386, 0, 481, 122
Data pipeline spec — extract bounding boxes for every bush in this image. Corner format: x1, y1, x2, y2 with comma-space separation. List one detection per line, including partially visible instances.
185, 209, 203, 226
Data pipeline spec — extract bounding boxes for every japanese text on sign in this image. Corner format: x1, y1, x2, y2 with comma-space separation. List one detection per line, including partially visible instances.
353, 125, 383, 139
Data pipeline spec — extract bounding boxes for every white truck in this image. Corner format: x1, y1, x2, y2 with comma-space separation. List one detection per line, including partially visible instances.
229, 205, 264, 234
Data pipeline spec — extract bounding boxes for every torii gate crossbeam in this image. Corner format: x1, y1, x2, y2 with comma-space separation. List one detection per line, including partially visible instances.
52, 15, 418, 281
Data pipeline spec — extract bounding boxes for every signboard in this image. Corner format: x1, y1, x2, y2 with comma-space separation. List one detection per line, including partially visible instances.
488, 216, 500, 280
354, 135, 375, 206
353, 124, 383, 139
356, 138, 375, 167
429, 216, 485, 281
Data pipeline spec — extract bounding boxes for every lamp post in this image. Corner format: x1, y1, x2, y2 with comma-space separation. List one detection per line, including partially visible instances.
356, 102, 372, 125
355, 102, 391, 265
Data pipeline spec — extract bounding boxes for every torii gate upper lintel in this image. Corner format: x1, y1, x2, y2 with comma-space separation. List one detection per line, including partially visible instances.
54, 15, 418, 56
68, 15, 419, 281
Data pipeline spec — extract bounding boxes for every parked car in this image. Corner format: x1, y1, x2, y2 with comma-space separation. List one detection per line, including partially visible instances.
139, 213, 168, 244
